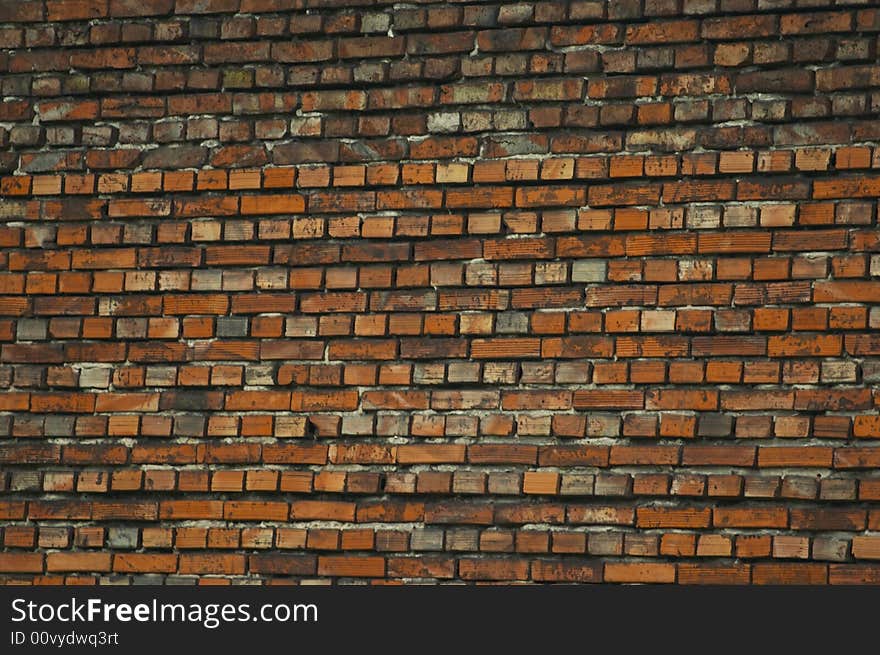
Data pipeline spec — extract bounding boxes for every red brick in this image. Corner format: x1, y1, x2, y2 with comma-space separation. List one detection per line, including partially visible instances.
605, 562, 675, 584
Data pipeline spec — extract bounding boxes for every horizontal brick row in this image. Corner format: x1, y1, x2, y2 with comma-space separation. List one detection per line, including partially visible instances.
5, 469, 880, 499
2, 498, 878, 523
5, 552, 880, 585
4, 415, 880, 444
3, 146, 880, 195
3, 441, 880, 464
4, 143, 880, 183
0, 385, 879, 411
4, 525, 880, 560
4, 0, 878, 21
2, 531, 880, 566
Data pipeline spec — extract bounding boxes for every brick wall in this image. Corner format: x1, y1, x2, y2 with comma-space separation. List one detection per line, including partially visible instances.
1, 0, 879, 585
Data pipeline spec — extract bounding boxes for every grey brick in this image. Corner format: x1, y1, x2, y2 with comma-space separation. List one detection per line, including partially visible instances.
699, 413, 733, 437
44, 415, 75, 437
495, 311, 529, 334
16, 319, 47, 341
79, 366, 111, 388
165, 576, 198, 586
447, 362, 480, 383
446, 528, 479, 552
427, 112, 460, 133
10, 471, 41, 491
361, 12, 390, 33
107, 527, 139, 549
99, 576, 132, 586
173, 414, 206, 437
588, 532, 623, 556
863, 360, 880, 383
244, 364, 274, 386
561, 474, 595, 496
411, 529, 444, 552
216, 317, 248, 337
571, 259, 605, 282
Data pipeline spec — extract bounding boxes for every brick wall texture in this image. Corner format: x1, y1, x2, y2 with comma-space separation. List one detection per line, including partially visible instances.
0, 0, 879, 586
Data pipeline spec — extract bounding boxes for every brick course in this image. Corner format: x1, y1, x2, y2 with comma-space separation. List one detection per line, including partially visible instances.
0, 0, 879, 584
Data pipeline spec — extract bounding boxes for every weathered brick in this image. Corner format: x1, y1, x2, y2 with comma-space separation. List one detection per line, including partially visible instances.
0, 0, 874, 588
